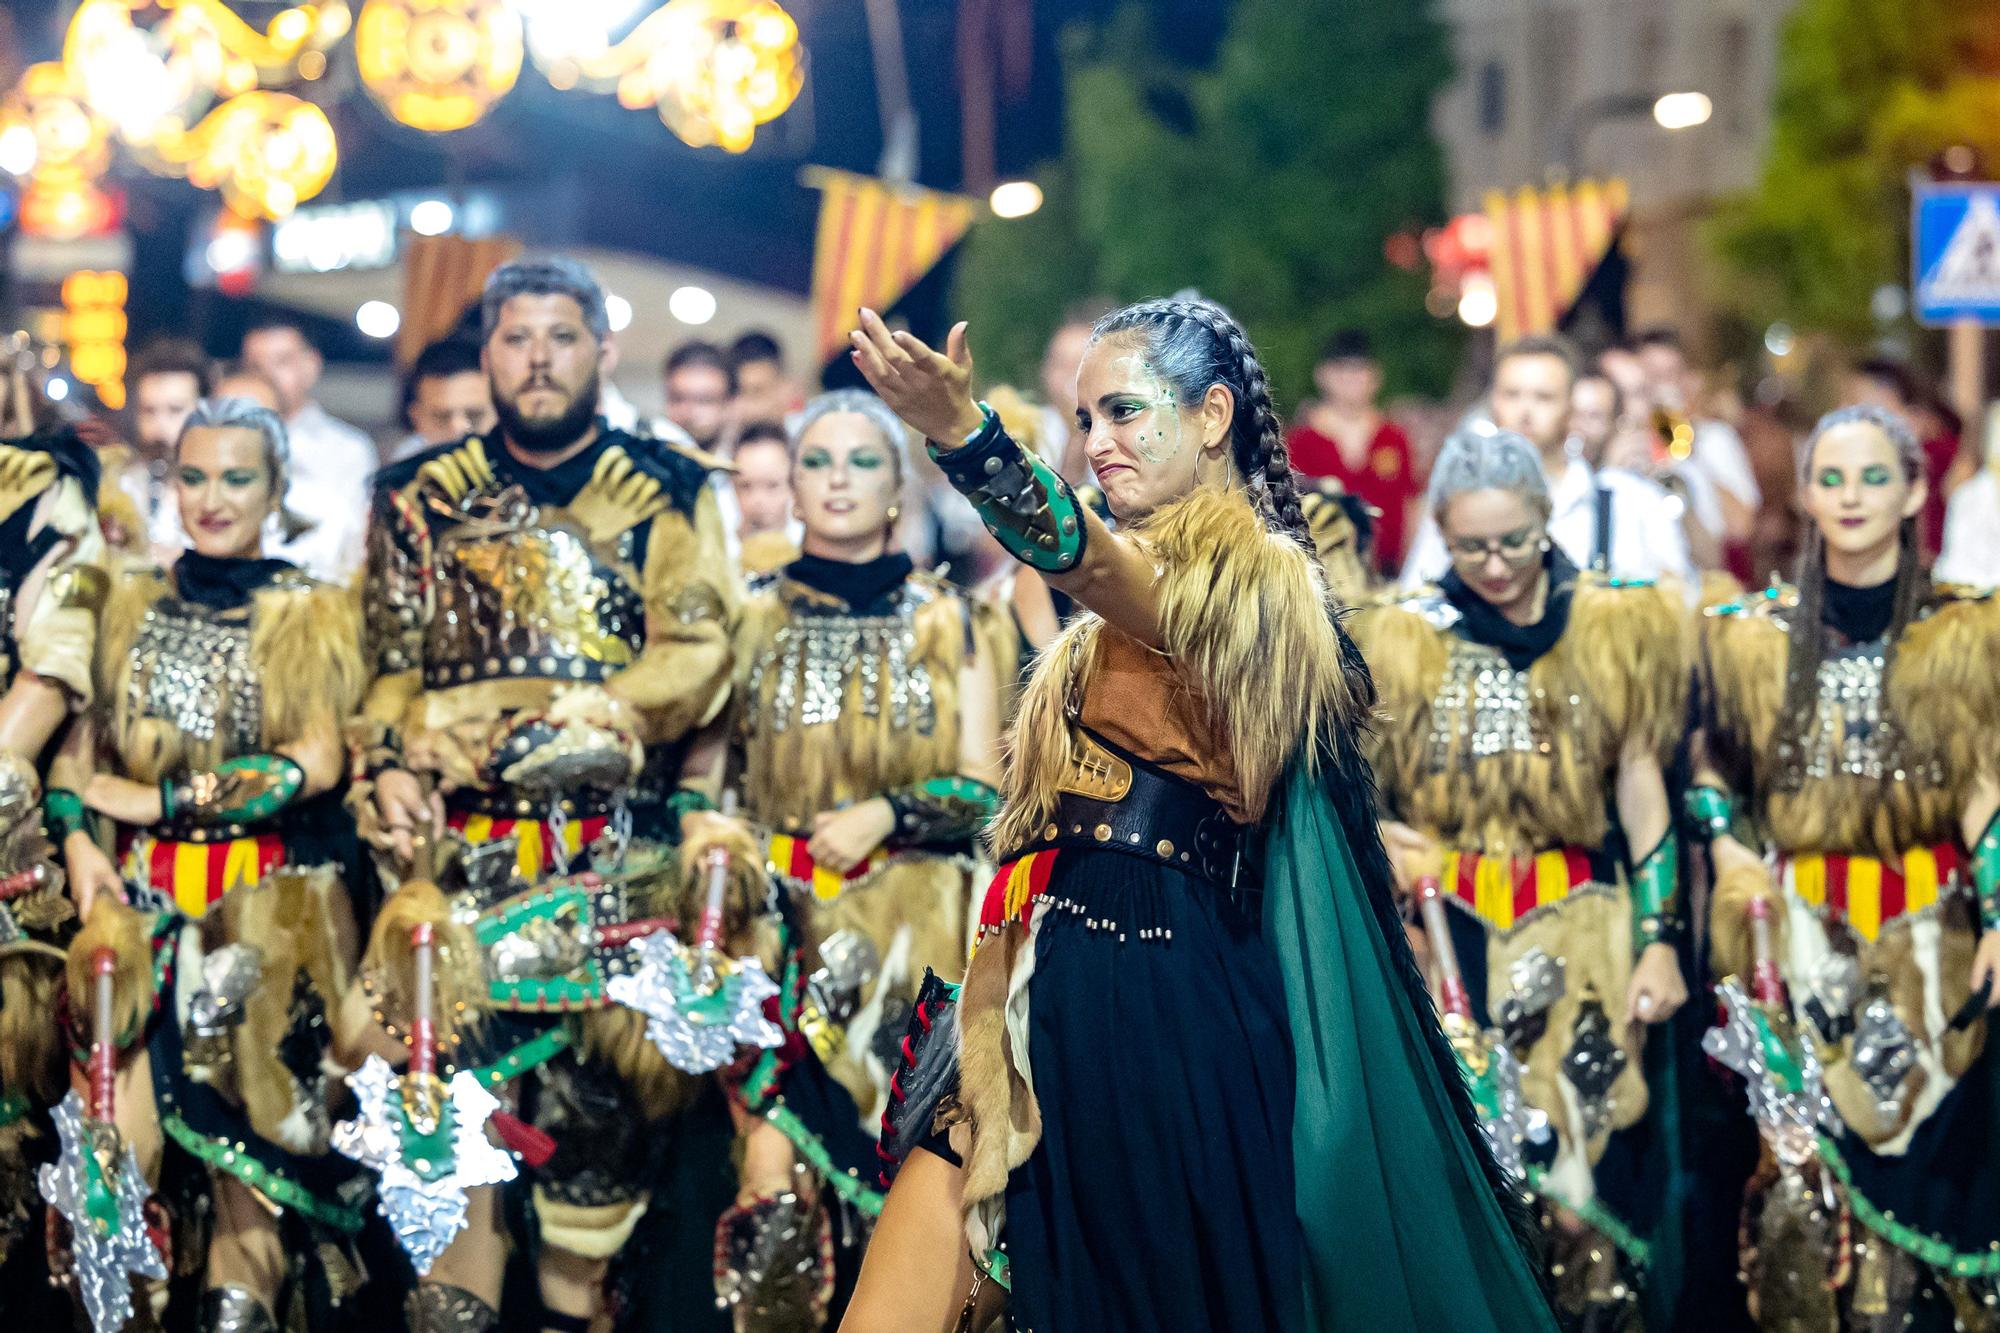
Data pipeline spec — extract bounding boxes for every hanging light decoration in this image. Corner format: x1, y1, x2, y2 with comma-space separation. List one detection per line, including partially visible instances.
176, 91, 338, 219
518, 0, 801, 152
0, 62, 118, 239
355, 0, 523, 132
624, 0, 802, 152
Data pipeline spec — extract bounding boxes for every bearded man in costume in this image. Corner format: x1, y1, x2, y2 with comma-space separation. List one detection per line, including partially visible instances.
352, 256, 738, 1332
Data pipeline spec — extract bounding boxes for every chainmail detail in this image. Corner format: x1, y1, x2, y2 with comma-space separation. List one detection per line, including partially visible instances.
197, 1285, 277, 1333
405, 1283, 499, 1333
128, 598, 262, 753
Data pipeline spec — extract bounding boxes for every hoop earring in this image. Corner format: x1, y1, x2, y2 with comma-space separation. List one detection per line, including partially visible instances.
1539, 538, 1552, 554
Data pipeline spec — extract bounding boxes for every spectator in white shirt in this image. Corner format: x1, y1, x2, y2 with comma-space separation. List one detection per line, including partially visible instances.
1633, 325, 1762, 544
1937, 404, 2000, 587
1402, 335, 1693, 593
662, 340, 735, 454
239, 320, 377, 583
390, 337, 496, 463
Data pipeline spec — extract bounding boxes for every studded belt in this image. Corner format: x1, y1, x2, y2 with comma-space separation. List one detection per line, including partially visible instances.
1002, 734, 1252, 898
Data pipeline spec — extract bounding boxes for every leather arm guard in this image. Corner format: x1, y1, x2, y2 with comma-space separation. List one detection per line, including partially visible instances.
43, 786, 87, 843
926, 403, 1086, 574
160, 753, 305, 826
1975, 811, 2000, 932
1685, 784, 1735, 843
877, 968, 962, 1186
884, 775, 1000, 847
1629, 833, 1680, 955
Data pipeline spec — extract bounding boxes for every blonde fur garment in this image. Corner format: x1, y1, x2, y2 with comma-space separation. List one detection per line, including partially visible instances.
68, 895, 154, 1050
1706, 860, 1788, 989
219, 866, 351, 1151
990, 485, 1356, 853
577, 1007, 696, 1122
358, 880, 482, 1051
15, 477, 108, 706
0, 952, 64, 1104
602, 484, 738, 746
94, 568, 366, 784
1352, 577, 1688, 860
734, 572, 984, 833
1702, 588, 2000, 856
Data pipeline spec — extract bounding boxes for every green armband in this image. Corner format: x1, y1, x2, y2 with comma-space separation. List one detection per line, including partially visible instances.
1685, 785, 1735, 841
160, 753, 305, 827
43, 787, 87, 843
1630, 834, 1680, 955
667, 787, 716, 824
927, 404, 1087, 574
1974, 812, 2000, 932
885, 775, 1001, 846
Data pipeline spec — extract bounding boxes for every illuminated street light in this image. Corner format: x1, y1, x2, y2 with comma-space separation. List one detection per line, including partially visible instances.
605, 292, 633, 332
1652, 91, 1712, 132
989, 180, 1042, 219
409, 197, 453, 235
1457, 272, 1497, 328
668, 285, 716, 325
356, 299, 401, 337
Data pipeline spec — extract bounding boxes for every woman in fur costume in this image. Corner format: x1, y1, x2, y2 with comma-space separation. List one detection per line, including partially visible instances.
844, 299, 1552, 1332
704, 388, 1008, 1309
1353, 428, 1691, 1325
1694, 404, 2000, 1330
50, 396, 367, 1333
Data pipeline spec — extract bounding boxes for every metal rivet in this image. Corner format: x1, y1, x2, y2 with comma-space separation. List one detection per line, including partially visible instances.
1093, 824, 1111, 841
983, 457, 1002, 476
1157, 839, 1174, 857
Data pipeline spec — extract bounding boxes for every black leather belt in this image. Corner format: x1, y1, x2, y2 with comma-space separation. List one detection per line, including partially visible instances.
1002, 736, 1253, 901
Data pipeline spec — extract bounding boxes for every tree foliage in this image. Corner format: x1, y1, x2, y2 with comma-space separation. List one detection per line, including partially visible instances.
1710, 0, 2000, 343
954, 0, 1462, 405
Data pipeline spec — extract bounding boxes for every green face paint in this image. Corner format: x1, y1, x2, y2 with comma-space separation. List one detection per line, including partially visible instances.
1108, 355, 1185, 465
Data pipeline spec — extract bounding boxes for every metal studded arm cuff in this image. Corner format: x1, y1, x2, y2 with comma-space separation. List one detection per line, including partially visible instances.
926, 404, 1086, 574
1685, 784, 1735, 843
1974, 812, 2000, 931
885, 775, 1000, 847
160, 753, 306, 827
43, 787, 88, 843
1630, 833, 1681, 955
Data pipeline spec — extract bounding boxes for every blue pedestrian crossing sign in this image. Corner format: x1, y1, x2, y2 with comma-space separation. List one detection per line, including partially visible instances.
1914, 182, 2000, 326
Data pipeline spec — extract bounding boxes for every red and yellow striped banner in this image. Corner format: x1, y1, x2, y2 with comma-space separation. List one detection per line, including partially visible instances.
1782, 844, 1959, 942
1481, 178, 1629, 344
767, 833, 888, 902
1442, 846, 1593, 932
125, 834, 287, 918
450, 811, 607, 879
805, 167, 980, 369
977, 848, 1059, 940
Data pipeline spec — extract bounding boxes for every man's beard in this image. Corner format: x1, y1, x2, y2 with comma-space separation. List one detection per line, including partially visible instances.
493, 371, 600, 454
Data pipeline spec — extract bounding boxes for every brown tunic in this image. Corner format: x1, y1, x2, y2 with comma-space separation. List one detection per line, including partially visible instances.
1078, 627, 1250, 823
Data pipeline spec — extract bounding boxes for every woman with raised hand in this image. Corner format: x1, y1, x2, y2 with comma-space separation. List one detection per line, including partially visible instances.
843, 300, 1553, 1332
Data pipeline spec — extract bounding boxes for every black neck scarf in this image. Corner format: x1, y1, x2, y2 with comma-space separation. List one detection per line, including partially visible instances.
490, 423, 615, 508
785, 552, 914, 614
1823, 574, 1897, 646
173, 552, 296, 611
1438, 547, 1579, 670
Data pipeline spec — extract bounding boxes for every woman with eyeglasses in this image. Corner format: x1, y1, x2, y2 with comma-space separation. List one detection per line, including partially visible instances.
1695, 405, 2000, 1328
1352, 427, 1690, 1326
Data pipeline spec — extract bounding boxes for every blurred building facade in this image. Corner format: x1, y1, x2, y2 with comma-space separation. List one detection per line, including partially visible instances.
1432, 0, 1798, 342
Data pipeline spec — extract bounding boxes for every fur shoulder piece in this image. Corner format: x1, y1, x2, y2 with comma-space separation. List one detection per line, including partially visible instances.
251, 575, 368, 747
1893, 584, 2000, 775
1560, 574, 1690, 756
93, 566, 171, 709
1137, 484, 1365, 812
1347, 596, 1453, 732
1699, 584, 1792, 757
611, 429, 711, 515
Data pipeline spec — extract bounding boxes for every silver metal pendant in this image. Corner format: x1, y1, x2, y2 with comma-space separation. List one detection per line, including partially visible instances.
38, 1091, 167, 1333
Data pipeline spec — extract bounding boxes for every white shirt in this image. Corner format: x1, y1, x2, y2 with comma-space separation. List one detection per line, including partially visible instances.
1401, 454, 1695, 593
1937, 470, 2000, 587
1688, 418, 1761, 509
271, 401, 377, 585
116, 454, 188, 555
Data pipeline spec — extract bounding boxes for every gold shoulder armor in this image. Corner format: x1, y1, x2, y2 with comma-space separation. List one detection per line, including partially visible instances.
0, 445, 57, 527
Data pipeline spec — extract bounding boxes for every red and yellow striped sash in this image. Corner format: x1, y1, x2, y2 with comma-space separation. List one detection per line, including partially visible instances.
125, 834, 287, 918
1442, 847, 1593, 932
449, 811, 608, 879
1782, 844, 1960, 942
977, 849, 1060, 941
767, 833, 890, 902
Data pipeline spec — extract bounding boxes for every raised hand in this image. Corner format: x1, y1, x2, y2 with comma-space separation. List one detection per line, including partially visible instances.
848, 308, 986, 446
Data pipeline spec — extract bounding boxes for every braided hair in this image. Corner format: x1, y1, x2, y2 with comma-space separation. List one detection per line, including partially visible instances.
1090, 297, 1311, 547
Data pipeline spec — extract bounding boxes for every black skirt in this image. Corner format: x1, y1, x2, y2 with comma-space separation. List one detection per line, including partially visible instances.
1001, 847, 1303, 1333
